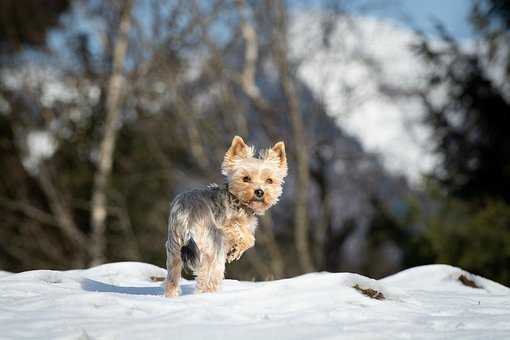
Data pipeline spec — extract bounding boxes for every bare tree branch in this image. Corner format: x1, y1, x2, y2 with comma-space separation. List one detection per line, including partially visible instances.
174, 93, 210, 170
0, 196, 57, 227
90, 0, 134, 266
271, 0, 314, 273
36, 164, 88, 267
233, 0, 276, 115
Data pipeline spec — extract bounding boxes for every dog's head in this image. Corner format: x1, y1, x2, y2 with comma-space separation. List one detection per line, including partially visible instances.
222, 136, 288, 215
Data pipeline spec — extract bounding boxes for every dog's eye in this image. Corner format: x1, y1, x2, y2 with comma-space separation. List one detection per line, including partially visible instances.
266, 178, 273, 184
242, 176, 251, 183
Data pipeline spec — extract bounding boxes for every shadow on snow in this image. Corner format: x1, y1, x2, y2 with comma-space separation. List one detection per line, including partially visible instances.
80, 278, 195, 296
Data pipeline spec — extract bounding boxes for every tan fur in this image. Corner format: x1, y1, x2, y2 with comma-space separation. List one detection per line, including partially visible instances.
222, 215, 256, 262
222, 136, 287, 214
220, 136, 287, 263
164, 256, 182, 297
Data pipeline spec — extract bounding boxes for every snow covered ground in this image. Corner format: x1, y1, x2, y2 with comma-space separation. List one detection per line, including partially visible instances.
0, 263, 509, 339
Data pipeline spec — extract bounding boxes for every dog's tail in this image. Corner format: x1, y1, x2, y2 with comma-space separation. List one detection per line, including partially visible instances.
181, 237, 200, 272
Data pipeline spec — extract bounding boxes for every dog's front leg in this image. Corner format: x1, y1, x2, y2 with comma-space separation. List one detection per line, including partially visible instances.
225, 225, 255, 263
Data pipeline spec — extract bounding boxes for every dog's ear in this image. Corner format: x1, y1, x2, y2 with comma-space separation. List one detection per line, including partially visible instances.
229, 136, 249, 157
271, 141, 288, 177
222, 136, 251, 174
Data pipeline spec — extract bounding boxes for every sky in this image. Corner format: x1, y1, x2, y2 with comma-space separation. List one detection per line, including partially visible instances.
295, 0, 474, 39
358, 0, 474, 39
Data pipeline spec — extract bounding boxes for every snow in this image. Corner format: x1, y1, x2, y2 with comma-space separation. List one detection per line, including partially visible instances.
23, 131, 57, 174
291, 14, 438, 182
0, 262, 508, 339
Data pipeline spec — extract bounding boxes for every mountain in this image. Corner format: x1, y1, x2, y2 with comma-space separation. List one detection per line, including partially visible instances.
291, 13, 437, 182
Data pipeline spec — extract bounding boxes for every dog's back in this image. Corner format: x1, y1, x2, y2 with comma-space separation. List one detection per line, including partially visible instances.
166, 186, 226, 271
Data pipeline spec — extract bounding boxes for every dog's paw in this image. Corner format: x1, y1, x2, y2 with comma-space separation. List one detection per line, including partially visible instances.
227, 245, 242, 263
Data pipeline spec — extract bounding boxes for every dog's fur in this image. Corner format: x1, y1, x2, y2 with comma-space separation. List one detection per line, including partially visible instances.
164, 136, 287, 297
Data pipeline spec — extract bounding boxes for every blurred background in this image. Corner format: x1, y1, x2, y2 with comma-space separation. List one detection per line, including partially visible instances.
0, 0, 509, 285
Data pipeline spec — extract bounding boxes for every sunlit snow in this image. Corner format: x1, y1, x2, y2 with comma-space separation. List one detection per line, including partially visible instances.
0, 262, 508, 339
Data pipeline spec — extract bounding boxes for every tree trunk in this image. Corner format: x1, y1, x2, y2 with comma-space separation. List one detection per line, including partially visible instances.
90, 0, 133, 266
235, 0, 315, 273
271, 0, 315, 273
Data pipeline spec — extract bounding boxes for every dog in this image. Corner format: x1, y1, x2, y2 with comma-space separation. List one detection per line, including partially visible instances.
164, 136, 288, 297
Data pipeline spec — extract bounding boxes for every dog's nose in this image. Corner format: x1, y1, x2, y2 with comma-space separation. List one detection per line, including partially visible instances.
254, 189, 264, 198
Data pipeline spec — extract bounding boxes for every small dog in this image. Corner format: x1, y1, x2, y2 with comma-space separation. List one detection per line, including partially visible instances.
164, 136, 288, 297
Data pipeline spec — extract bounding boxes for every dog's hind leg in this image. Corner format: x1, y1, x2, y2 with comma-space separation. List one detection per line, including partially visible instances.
195, 228, 225, 294
164, 241, 182, 298
195, 254, 225, 293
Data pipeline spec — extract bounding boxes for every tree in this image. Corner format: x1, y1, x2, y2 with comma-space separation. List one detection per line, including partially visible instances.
416, 35, 510, 203
270, 0, 314, 273
407, 0, 510, 284
90, 0, 134, 266
471, 0, 510, 82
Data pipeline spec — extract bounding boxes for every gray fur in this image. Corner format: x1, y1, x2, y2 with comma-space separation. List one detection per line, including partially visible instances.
165, 184, 251, 279
168, 185, 231, 242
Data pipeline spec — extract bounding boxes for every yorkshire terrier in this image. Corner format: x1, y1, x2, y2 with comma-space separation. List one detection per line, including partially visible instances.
164, 136, 288, 297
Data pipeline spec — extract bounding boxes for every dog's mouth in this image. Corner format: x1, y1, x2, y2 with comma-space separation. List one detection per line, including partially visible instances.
248, 199, 268, 212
